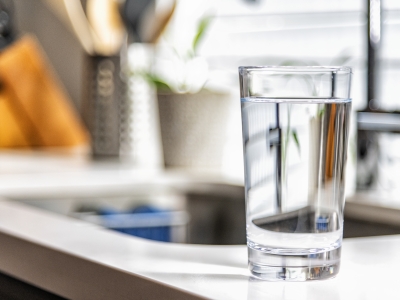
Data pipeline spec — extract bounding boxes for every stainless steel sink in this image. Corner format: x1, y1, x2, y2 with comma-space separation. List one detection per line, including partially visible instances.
185, 189, 400, 244
14, 183, 400, 245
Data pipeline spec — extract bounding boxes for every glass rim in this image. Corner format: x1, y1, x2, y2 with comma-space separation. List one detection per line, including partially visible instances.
239, 65, 352, 74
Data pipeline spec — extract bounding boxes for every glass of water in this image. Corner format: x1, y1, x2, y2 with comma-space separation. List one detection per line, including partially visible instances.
239, 66, 352, 281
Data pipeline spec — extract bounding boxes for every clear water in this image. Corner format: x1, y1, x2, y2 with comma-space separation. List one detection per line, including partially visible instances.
241, 97, 351, 280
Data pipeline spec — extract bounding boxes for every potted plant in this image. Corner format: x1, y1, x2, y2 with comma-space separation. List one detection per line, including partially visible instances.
145, 16, 234, 171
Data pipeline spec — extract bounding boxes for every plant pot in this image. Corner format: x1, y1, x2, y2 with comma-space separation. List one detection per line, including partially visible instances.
157, 90, 233, 171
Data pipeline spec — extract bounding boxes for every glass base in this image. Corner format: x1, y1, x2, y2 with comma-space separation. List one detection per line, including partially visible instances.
248, 246, 341, 281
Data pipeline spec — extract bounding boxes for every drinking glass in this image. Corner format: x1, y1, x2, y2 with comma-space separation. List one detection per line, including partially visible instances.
239, 66, 352, 281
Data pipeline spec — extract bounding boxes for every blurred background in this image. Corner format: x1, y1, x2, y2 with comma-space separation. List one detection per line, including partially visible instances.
1, 0, 400, 244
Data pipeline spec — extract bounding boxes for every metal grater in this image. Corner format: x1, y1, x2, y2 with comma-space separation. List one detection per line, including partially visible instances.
82, 55, 126, 157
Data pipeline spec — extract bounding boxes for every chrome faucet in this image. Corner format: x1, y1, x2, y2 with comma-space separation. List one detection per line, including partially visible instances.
356, 0, 400, 189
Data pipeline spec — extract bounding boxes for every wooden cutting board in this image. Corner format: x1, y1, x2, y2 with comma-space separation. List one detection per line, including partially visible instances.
0, 35, 89, 148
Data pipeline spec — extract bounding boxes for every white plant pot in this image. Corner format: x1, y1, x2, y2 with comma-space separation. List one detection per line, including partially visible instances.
157, 90, 233, 171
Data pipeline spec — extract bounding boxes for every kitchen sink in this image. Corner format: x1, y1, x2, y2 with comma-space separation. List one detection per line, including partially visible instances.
14, 184, 400, 245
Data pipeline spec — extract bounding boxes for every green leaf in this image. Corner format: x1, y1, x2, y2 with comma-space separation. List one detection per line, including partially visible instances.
291, 129, 301, 155
143, 73, 172, 92
192, 16, 212, 53
152, 79, 172, 92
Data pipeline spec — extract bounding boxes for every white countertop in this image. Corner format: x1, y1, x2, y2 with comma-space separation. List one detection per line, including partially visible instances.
0, 198, 398, 300
0, 151, 244, 200
1, 150, 400, 229
0, 151, 399, 299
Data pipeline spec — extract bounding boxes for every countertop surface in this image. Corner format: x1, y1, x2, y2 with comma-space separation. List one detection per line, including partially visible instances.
0, 151, 244, 199
1, 150, 400, 226
0, 151, 399, 299
0, 199, 398, 300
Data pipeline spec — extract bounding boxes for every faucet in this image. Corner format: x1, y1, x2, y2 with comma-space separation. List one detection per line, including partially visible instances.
356, 0, 400, 189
